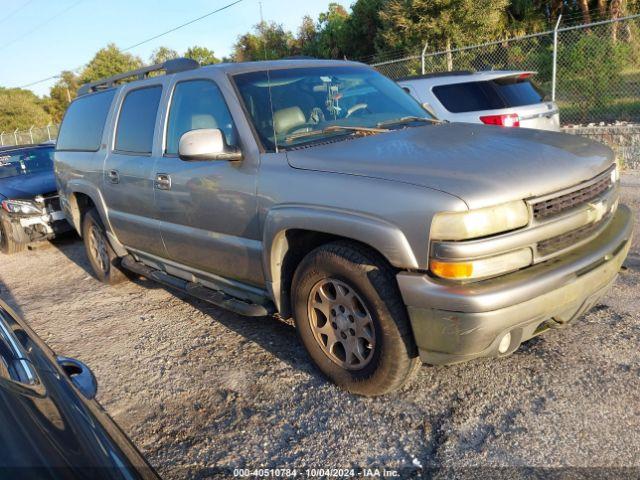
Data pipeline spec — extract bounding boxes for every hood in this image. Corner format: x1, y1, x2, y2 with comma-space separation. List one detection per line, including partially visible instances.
285, 123, 614, 209
0, 170, 56, 200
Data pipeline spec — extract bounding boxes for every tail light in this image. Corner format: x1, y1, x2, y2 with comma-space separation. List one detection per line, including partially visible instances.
480, 114, 520, 127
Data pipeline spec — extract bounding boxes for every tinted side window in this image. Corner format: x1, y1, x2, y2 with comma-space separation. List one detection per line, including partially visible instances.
57, 90, 116, 151
115, 86, 162, 154
165, 80, 237, 155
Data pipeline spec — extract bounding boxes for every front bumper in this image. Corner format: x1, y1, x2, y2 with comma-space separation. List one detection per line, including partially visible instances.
1, 209, 70, 245
398, 204, 634, 365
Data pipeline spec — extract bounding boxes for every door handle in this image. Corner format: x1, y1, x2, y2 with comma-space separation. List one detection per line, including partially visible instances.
155, 173, 171, 190
107, 169, 119, 184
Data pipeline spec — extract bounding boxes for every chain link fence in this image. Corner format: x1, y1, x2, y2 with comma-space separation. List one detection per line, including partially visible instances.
0, 124, 59, 147
371, 14, 640, 126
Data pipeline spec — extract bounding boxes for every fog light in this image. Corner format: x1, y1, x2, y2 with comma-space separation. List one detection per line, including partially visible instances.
498, 332, 511, 354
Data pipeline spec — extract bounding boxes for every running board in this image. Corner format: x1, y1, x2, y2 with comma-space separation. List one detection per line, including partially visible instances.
120, 256, 274, 317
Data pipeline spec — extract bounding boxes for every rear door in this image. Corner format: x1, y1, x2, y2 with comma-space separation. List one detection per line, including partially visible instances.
102, 83, 166, 257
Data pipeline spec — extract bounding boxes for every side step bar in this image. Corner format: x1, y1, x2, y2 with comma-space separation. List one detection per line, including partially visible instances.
121, 256, 274, 317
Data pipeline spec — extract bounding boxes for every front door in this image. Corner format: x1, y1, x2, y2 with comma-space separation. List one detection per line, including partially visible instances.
153, 78, 262, 286
102, 85, 165, 257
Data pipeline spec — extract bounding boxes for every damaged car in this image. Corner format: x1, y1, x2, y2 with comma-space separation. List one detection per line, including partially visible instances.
0, 143, 71, 254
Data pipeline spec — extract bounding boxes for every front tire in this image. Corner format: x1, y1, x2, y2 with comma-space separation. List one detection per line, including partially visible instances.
291, 241, 419, 396
0, 218, 26, 255
82, 208, 127, 284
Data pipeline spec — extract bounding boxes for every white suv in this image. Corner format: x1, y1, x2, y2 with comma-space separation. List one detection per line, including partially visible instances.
399, 70, 560, 131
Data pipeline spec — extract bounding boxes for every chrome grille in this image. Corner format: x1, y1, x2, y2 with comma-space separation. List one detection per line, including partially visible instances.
537, 217, 608, 256
532, 173, 612, 220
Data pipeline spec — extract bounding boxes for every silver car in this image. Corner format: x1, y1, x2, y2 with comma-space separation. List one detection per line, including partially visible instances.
399, 70, 560, 130
54, 59, 632, 396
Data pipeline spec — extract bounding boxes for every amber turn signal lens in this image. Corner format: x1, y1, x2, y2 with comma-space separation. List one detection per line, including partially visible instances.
430, 259, 474, 279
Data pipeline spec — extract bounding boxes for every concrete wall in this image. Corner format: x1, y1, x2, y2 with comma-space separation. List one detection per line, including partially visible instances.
563, 124, 640, 170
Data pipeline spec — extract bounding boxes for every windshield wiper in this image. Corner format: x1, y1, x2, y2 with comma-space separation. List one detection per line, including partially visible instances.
376, 116, 443, 128
285, 125, 389, 144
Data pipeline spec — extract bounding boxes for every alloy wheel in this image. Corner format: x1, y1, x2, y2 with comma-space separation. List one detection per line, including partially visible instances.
88, 225, 109, 274
307, 278, 376, 370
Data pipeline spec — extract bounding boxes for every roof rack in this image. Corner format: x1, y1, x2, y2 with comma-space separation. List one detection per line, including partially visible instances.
281, 55, 319, 60
77, 57, 199, 96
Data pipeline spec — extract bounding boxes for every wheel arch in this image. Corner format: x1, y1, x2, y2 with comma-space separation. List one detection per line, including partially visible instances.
262, 206, 419, 317
64, 182, 128, 256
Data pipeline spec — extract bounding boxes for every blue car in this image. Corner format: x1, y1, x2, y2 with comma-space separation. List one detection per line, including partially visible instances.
0, 143, 71, 254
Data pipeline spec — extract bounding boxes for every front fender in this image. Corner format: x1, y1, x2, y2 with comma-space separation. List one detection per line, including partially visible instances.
262, 205, 419, 312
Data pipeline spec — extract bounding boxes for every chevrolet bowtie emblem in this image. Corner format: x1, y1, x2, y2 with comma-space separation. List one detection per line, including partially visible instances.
588, 201, 607, 223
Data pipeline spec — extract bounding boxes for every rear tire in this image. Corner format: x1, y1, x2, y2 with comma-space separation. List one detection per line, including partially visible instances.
82, 208, 127, 285
0, 218, 26, 255
291, 241, 419, 396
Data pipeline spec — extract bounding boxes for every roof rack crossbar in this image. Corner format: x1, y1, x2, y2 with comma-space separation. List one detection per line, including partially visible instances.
77, 57, 199, 96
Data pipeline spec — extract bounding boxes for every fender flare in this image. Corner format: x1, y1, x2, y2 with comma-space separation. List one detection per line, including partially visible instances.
262, 205, 419, 312
64, 180, 128, 256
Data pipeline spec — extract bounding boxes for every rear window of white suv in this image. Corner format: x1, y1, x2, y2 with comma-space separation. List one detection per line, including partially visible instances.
57, 89, 116, 151
432, 77, 544, 113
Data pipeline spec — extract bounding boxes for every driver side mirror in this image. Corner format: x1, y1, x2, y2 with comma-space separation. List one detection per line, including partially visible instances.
178, 129, 242, 162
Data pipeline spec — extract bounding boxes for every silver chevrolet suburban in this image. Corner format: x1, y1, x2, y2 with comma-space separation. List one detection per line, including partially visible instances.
54, 58, 633, 396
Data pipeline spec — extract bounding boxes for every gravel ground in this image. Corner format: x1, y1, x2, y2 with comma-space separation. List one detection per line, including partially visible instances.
1, 174, 639, 479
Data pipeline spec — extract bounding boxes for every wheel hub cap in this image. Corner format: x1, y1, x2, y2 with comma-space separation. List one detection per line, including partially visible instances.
307, 278, 376, 370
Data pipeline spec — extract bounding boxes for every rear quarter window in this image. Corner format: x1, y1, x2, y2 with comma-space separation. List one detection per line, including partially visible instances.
56, 90, 116, 151
432, 77, 544, 113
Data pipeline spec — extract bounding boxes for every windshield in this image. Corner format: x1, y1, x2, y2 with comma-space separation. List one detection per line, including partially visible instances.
0, 147, 54, 179
233, 66, 432, 151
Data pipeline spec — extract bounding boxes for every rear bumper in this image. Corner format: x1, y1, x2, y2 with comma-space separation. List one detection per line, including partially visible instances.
397, 204, 633, 365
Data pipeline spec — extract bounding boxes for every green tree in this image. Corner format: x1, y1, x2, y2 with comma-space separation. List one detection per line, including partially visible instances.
45, 71, 79, 123
343, 0, 386, 59
315, 3, 350, 58
0, 88, 51, 131
232, 22, 295, 61
297, 15, 320, 56
184, 45, 220, 65
379, 0, 509, 54
79, 43, 143, 84
150, 46, 179, 64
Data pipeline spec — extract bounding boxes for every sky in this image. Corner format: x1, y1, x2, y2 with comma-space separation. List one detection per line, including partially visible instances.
0, 0, 353, 97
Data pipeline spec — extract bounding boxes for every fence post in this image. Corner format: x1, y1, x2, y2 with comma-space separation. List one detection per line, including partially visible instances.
46, 123, 52, 141
0, 132, 3, 146
421, 41, 429, 75
13, 129, 18, 145
551, 14, 562, 102
29, 125, 34, 144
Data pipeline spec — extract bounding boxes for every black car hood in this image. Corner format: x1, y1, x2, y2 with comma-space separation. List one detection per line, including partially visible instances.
0, 171, 57, 200
286, 123, 614, 209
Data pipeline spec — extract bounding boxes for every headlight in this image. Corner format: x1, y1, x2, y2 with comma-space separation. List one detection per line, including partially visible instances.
1, 199, 43, 215
430, 248, 533, 281
430, 200, 530, 241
